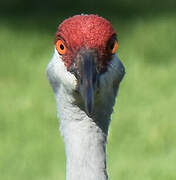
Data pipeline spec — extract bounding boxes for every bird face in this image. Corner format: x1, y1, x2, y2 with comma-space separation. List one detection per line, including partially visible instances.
52, 14, 120, 116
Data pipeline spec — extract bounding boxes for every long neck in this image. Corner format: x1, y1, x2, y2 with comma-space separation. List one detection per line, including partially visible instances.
62, 118, 108, 180
47, 49, 124, 180
54, 80, 113, 180
51, 59, 115, 180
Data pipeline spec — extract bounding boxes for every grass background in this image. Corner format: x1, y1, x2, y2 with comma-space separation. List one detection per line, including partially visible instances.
0, 1, 176, 179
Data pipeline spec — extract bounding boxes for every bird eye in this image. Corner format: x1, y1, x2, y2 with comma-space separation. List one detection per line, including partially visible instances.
110, 40, 118, 54
56, 40, 67, 55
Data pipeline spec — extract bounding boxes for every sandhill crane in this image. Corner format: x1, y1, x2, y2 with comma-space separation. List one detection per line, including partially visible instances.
47, 14, 125, 180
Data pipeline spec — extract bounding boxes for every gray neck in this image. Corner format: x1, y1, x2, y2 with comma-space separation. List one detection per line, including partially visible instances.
62, 117, 108, 180
47, 49, 125, 180
54, 82, 113, 180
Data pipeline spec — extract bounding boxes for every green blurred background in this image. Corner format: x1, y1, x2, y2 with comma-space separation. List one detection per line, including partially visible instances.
0, 0, 176, 179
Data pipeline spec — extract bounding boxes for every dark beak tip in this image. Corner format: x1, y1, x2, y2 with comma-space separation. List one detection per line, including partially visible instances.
86, 104, 93, 116
85, 95, 94, 116
86, 110, 93, 117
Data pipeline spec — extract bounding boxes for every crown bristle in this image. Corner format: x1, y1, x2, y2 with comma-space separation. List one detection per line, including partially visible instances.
55, 14, 116, 69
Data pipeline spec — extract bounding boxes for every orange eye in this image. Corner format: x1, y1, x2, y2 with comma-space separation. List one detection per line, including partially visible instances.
110, 40, 118, 54
56, 40, 67, 55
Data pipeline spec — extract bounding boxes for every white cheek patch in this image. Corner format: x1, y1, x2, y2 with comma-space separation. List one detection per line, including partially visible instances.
49, 49, 77, 91
99, 54, 125, 89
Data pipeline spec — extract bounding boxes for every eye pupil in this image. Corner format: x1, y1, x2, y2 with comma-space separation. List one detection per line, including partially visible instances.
109, 40, 118, 54
110, 43, 114, 50
56, 40, 67, 55
60, 44, 64, 50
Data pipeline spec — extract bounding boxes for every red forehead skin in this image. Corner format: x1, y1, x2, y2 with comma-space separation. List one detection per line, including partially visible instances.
55, 14, 116, 68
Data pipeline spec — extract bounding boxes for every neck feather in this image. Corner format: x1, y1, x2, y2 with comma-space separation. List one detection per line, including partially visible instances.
62, 116, 108, 180
55, 88, 109, 180
46, 51, 124, 180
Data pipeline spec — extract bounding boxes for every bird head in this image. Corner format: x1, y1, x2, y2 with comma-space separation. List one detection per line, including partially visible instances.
50, 14, 121, 116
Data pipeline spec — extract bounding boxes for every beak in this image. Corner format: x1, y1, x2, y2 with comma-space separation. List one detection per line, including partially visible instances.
76, 50, 98, 116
